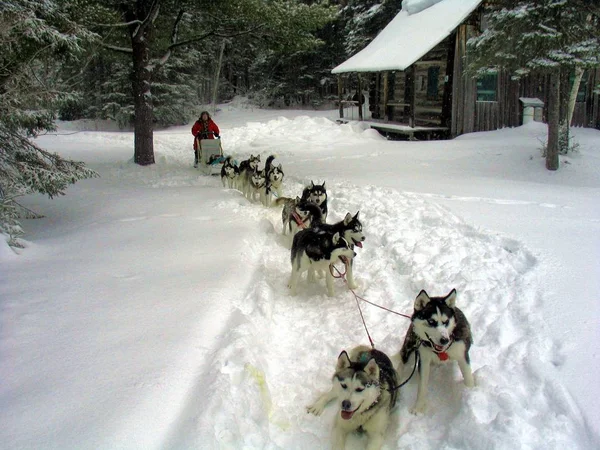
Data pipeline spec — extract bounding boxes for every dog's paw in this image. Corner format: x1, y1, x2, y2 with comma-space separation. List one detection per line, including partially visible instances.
306, 402, 326, 416
410, 402, 427, 415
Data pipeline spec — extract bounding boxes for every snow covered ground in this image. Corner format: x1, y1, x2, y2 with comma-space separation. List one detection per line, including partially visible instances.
1, 101, 599, 449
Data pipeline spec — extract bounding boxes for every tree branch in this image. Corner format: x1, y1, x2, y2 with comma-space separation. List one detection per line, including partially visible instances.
134, 0, 161, 39
92, 20, 143, 28
152, 9, 186, 69
100, 42, 134, 54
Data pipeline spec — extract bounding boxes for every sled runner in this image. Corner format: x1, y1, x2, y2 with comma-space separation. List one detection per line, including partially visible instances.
196, 137, 225, 175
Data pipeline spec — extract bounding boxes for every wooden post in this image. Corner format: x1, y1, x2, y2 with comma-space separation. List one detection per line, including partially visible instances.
382, 72, 389, 120
406, 66, 415, 128
338, 75, 344, 119
357, 73, 363, 121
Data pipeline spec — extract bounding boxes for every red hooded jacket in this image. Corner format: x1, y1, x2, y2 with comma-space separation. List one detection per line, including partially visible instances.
191, 115, 220, 150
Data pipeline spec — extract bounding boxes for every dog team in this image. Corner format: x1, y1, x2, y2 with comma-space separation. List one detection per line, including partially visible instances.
219, 153, 475, 450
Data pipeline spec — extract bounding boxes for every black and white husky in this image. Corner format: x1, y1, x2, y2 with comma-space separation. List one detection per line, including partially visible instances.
288, 229, 354, 297
302, 181, 328, 220
220, 156, 239, 189
275, 196, 323, 238
314, 212, 365, 289
398, 289, 474, 414
263, 154, 284, 207
238, 154, 261, 198
307, 345, 398, 450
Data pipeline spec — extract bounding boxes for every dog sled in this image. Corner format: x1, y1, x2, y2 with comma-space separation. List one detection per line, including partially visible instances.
196, 136, 225, 176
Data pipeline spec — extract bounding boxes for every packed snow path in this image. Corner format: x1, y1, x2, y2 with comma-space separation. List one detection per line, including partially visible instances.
1, 111, 598, 449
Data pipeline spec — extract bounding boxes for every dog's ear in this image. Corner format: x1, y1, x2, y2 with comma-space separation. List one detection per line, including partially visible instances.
336, 351, 352, 370
354, 211, 360, 220
365, 358, 380, 379
322, 181, 326, 189
444, 289, 457, 308
414, 290, 431, 311
278, 163, 282, 169
332, 232, 340, 244
310, 180, 314, 188
343, 212, 352, 225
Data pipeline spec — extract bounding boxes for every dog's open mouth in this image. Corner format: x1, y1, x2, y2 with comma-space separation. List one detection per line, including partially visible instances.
341, 404, 361, 420
425, 334, 448, 353
352, 239, 363, 248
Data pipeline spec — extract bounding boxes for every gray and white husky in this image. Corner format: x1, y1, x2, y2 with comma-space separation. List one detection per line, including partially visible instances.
302, 180, 328, 220
263, 154, 284, 207
307, 345, 398, 450
275, 196, 323, 238
248, 168, 266, 203
288, 229, 354, 297
220, 156, 239, 189
238, 154, 261, 198
398, 289, 474, 414
314, 212, 365, 289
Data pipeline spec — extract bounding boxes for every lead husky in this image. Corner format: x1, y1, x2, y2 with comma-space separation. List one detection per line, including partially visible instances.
314, 212, 365, 289
307, 345, 398, 450
398, 289, 474, 414
288, 229, 354, 297
220, 156, 239, 189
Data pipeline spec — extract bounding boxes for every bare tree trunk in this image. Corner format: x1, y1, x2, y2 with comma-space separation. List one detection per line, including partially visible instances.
212, 40, 226, 115
547, 69, 560, 171
568, 66, 584, 125
131, 36, 155, 166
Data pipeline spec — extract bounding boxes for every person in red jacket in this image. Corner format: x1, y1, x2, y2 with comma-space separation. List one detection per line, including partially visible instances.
191, 111, 220, 167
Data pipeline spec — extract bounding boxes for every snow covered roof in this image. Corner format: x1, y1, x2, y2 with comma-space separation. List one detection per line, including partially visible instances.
332, 0, 483, 74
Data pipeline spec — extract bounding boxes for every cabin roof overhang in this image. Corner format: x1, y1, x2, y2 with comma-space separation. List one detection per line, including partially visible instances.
332, 0, 483, 74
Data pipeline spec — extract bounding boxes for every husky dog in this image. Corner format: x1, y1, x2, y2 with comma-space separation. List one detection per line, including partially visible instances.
275, 196, 323, 238
288, 229, 354, 297
302, 181, 328, 220
307, 345, 398, 450
238, 154, 261, 198
314, 212, 365, 289
248, 168, 266, 203
398, 289, 474, 414
220, 156, 239, 189
264, 155, 284, 207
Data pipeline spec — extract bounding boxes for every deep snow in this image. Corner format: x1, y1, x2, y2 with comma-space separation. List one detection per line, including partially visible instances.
1, 101, 599, 449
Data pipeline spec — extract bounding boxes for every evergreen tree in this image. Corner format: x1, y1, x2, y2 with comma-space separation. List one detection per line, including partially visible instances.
467, 0, 600, 170
83, 0, 335, 166
0, 0, 99, 247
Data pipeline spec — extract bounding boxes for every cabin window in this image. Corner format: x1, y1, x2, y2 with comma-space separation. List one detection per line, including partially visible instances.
427, 66, 440, 100
477, 74, 497, 102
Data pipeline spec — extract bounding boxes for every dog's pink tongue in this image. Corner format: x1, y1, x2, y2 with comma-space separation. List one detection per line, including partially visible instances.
355, 241, 363, 248
341, 410, 355, 420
